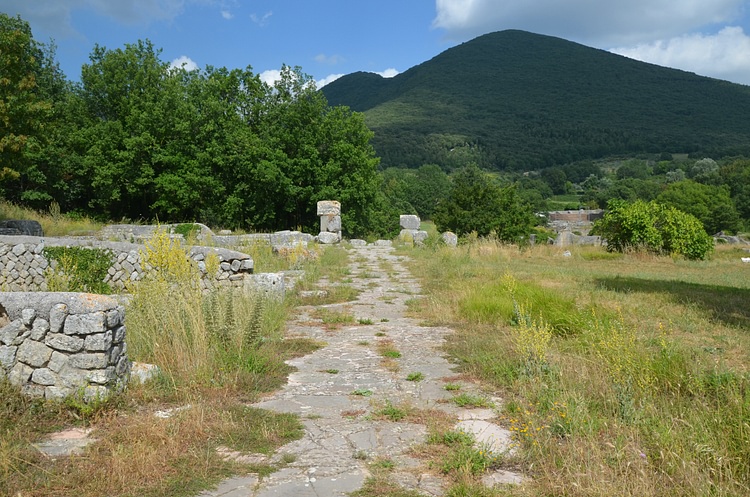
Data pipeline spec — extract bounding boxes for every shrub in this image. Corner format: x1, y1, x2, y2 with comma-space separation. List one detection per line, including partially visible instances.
592, 199, 713, 260
43, 246, 113, 294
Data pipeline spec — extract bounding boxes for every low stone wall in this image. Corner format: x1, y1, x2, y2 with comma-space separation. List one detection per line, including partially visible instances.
0, 236, 253, 292
0, 292, 130, 400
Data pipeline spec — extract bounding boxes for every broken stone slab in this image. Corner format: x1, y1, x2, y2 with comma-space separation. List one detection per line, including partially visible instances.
441, 231, 458, 247
349, 239, 367, 247
130, 362, 160, 384
413, 231, 429, 246
34, 427, 96, 458
454, 419, 514, 457
317, 200, 341, 216
482, 469, 525, 487
370, 240, 392, 247
318, 232, 341, 244
399, 215, 421, 230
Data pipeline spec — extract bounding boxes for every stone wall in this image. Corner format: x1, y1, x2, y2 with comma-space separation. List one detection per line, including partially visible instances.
0, 236, 253, 292
0, 292, 130, 401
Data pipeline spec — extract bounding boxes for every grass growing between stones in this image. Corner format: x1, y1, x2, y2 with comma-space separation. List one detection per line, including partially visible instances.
1, 229, 325, 497
406, 239, 750, 496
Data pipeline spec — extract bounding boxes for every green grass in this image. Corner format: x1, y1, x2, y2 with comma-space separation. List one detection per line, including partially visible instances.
405, 240, 750, 496
406, 372, 424, 382
451, 393, 493, 408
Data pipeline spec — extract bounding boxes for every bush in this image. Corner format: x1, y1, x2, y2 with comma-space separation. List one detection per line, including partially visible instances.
592, 199, 713, 260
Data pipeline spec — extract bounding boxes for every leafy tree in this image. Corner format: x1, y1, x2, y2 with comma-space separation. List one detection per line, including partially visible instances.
541, 167, 567, 194
433, 163, 534, 241
616, 159, 651, 180
720, 158, 750, 226
656, 180, 741, 234
591, 199, 713, 260
0, 14, 53, 198
404, 164, 450, 219
689, 157, 720, 184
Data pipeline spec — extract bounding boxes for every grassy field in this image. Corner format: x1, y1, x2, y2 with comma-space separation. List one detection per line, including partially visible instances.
0, 236, 348, 497
405, 241, 750, 496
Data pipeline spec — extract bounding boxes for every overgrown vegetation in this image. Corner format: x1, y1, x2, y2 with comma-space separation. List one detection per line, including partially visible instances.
407, 239, 750, 496
0, 229, 328, 497
43, 246, 114, 293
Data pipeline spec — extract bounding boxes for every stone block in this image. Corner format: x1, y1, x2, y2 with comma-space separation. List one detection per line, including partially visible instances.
31, 368, 57, 386
63, 312, 106, 335
441, 231, 458, 247
48, 351, 68, 373
399, 229, 416, 244
371, 240, 393, 247
84, 330, 113, 352
317, 200, 341, 216
400, 215, 421, 230
16, 340, 53, 367
45, 333, 85, 353
21, 308, 36, 327
8, 362, 33, 385
0, 344, 17, 369
0, 320, 24, 346
44, 386, 70, 400
321, 214, 341, 233
69, 353, 109, 370
112, 325, 126, 344
413, 230, 429, 245
30, 318, 50, 340
318, 231, 340, 244
50, 303, 68, 333
349, 239, 367, 247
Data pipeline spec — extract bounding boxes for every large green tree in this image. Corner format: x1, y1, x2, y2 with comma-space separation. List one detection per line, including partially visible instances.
433, 163, 534, 241
656, 180, 741, 234
0, 14, 54, 199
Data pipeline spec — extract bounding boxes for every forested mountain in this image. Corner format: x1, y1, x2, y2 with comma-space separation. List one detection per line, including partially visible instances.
322, 30, 750, 170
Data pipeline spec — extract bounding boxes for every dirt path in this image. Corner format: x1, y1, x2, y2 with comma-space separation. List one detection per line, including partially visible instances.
200, 245, 519, 497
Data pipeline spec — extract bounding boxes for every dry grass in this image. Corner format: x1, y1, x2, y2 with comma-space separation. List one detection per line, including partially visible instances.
0, 200, 102, 236
406, 239, 750, 496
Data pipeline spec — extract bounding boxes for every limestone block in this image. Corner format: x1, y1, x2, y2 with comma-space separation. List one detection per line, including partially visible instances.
48, 351, 68, 373
349, 239, 367, 247
441, 231, 458, 247
321, 215, 341, 233
413, 230, 429, 245
30, 318, 50, 341
0, 345, 17, 370
21, 308, 36, 327
245, 272, 285, 298
317, 200, 341, 216
84, 330, 113, 352
31, 368, 57, 386
50, 303, 68, 333
400, 215, 421, 230
318, 231, 340, 244
0, 320, 24, 346
64, 312, 107, 335
106, 307, 124, 328
69, 353, 109, 370
113, 325, 126, 344
86, 367, 116, 385
399, 229, 417, 244
230, 259, 242, 272
16, 340, 53, 367
8, 362, 33, 385
45, 333, 85, 353
44, 386, 70, 400
371, 240, 393, 247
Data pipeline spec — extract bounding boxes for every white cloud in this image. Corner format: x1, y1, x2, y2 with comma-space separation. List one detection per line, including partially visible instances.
317, 73, 345, 88
377, 68, 399, 78
611, 27, 750, 86
220, 9, 233, 20
250, 11, 273, 27
259, 69, 282, 86
314, 53, 345, 65
432, 0, 744, 47
170, 55, 199, 71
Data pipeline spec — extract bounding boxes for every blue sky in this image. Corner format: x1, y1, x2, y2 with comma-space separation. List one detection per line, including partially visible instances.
4, 0, 750, 86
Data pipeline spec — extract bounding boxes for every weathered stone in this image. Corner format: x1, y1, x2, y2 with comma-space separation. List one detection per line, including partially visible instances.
84, 385, 110, 402
69, 353, 109, 370
318, 231, 340, 244
220, 262, 231, 271
371, 239, 393, 247
413, 230, 429, 245
84, 330, 113, 352
50, 303, 68, 333
400, 214, 421, 230
8, 362, 33, 385
44, 386, 70, 400
21, 308, 36, 327
30, 318, 50, 341
317, 200, 341, 216
48, 351, 68, 373
399, 229, 416, 244
0, 345, 17, 369
349, 239, 367, 247
16, 340, 53, 367
45, 333, 84, 353
106, 307, 124, 328
86, 367, 116, 385
441, 231, 458, 247
230, 259, 242, 271
0, 320, 24, 345
31, 368, 57, 386
112, 325, 126, 344
63, 312, 106, 335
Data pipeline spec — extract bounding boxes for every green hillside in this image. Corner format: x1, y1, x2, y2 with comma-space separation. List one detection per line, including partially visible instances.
322, 30, 750, 170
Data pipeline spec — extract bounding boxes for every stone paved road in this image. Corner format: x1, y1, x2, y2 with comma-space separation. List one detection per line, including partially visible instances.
199, 245, 519, 497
